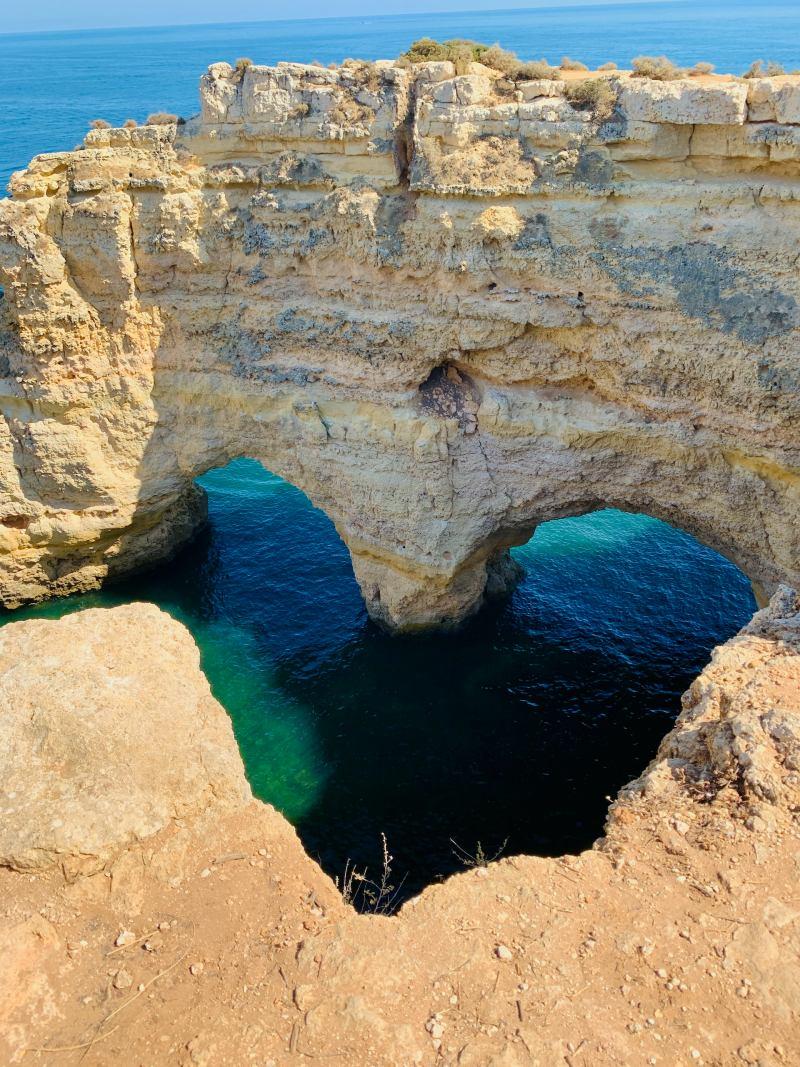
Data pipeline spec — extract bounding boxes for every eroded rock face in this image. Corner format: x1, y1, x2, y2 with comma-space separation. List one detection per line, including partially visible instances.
1, 62, 799, 629
0, 603, 251, 870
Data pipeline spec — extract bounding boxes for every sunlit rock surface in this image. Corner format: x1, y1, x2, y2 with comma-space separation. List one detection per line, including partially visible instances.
1, 62, 799, 628
0, 603, 251, 870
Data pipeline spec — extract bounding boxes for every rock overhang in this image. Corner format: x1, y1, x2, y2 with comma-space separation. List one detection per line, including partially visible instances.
0, 60, 798, 629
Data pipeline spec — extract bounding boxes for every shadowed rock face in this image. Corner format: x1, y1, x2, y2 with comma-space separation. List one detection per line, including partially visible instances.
0, 60, 799, 629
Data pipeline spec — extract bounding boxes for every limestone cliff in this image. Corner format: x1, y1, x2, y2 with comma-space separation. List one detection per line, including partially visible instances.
1, 61, 799, 628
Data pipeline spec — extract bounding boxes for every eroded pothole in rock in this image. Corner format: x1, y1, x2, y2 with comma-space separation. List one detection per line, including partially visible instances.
0, 458, 756, 908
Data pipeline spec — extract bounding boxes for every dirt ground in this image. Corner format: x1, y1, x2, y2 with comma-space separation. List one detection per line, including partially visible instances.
2, 594, 799, 1066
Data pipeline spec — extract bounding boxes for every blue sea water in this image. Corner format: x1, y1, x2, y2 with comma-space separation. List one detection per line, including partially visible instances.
0, 4, 761, 901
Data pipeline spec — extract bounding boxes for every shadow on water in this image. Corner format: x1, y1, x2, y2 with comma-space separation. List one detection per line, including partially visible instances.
0, 459, 756, 905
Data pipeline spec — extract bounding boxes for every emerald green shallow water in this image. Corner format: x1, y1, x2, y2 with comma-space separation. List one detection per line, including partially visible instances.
1, 459, 756, 902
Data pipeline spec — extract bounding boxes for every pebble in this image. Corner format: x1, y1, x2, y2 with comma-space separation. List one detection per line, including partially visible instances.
190, 962, 204, 976
115, 930, 136, 948
113, 968, 133, 990
495, 944, 513, 960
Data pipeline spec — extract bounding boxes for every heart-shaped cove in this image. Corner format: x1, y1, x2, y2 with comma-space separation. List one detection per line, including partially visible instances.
2, 457, 756, 908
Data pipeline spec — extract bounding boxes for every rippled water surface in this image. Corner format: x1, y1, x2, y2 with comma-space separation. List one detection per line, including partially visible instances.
2, 461, 755, 900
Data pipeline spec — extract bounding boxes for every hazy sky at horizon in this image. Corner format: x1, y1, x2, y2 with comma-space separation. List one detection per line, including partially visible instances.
4, 0, 680, 36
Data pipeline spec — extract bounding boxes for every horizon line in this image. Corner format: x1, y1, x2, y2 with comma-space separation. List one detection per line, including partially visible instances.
0, 0, 696, 40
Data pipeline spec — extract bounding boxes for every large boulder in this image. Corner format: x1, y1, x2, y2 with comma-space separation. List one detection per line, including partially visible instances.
0, 604, 251, 870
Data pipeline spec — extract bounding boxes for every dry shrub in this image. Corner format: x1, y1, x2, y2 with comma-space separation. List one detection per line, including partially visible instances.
329, 95, 373, 127
89, 118, 111, 129
123, 118, 138, 128
631, 55, 686, 81
146, 112, 183, 125
516, 59, 561, 81
598, 61, 618, 71
480, 43, 524, 76
449, 41, 477, 75
343, 58, 382, 91
565, 78, 618, 120
689, 61, 715, 76
561, 56, 589, 71
743, 59, 786, 78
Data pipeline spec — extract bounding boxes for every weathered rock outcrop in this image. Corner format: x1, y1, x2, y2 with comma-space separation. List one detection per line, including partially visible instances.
1, 595, 799, 1063
0, 604, 251, 870
1, 62, 799, 628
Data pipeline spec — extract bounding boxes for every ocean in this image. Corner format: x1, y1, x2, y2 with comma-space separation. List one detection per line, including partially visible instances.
0, 3, 760, 902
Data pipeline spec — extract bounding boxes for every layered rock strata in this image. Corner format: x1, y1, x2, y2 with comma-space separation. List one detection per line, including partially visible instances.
1, 62, 799, 628
2, 595, 799, 1062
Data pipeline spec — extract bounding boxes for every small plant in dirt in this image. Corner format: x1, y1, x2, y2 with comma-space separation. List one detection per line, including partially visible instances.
560, 56, 589, 71
146, 112, 184, 125
688, 61, 715, 77
565, 78, 618, 120
335, 833, 406, 914
450, 837, 509, 869
89, 118, 111, 129
631, 55, 686, 81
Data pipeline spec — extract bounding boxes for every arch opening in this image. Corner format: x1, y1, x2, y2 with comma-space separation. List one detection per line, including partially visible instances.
0, 458, 757, 909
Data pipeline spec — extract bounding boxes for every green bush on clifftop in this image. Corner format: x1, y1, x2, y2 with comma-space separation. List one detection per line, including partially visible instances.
401, 38, 561, 80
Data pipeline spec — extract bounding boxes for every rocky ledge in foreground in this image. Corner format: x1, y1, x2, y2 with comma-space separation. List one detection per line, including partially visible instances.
1, 60, 799, 629
1, 594, 799, 1064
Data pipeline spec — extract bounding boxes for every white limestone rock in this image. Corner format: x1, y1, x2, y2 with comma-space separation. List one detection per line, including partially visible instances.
618, 78, 748, 124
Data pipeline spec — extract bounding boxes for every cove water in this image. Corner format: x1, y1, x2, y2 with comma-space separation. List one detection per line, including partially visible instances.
0, 3, 764, 901
2, 462, 754, 901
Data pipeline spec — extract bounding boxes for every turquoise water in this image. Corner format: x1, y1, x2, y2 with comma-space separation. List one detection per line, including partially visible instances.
3, 1, 800, 187
0, 5, 762, 900
1, 461, 755, 900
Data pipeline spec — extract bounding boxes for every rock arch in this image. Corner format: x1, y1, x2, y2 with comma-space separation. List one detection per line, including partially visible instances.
0, 60, 798, 628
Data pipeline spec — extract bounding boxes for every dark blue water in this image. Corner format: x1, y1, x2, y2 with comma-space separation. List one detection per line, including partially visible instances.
3, 2, 800, 187
2, 462, 755, 900
0, 6, 760, 901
